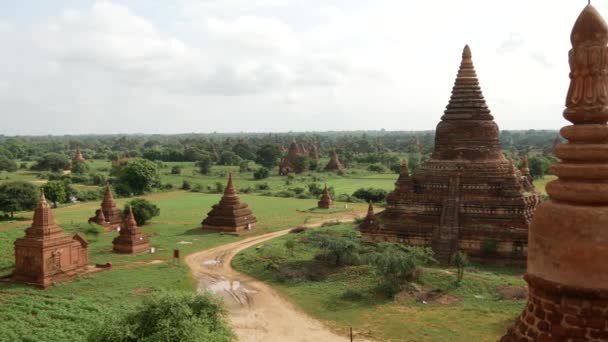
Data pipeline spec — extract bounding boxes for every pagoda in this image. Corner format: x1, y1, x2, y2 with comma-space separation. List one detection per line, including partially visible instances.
72, 146, 85, 163
202, 173, 257, 232
279, 141, 304, 175
89, 184, 123, 231
309, 144, 320, 161
13, 192, 89, 288
361, 45, 541, 264
502, 5, 608, 340
317, 184, 333, 209
519, 155, 535, 192
112, 206, 150, 254
358, 202, 377, 232
324, 150, 344, 171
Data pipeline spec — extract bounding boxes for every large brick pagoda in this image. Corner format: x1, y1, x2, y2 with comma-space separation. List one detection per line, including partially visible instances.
89, 184, 123, 231
112, 206, 150, 255
13, 192, 89, 288
202, 173, 257, 232
317, 184, 333, 209
279, 141, 302, 175
502, 4, 608, 340
324, 150, 344, 171
361, 45, 541, 264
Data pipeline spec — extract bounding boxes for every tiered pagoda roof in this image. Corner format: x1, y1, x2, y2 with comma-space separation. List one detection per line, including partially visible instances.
202, 173, 257, 232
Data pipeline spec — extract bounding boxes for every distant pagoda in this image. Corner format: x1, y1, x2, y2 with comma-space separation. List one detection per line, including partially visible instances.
359, 202, 377, 232
361, 46, 541, 264
279, 141, 303, 175
309, 144, 320, 161
72, 146, 85, 163
89, 184, 123, 231
112, 206, 150, 254
324, 150, 344, 171
318, 184, 333, 209
202, 173, 257, 232
13, 192, 89, 288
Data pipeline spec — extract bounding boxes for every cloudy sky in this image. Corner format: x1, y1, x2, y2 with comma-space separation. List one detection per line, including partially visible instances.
0, 0, 601, 135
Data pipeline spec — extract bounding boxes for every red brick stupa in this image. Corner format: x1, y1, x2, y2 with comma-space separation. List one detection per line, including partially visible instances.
89, 184, 123, 231
202, 173, 257, 232
361, 45, 541, 264
13, 192, 89, 288
72, 146, 85, 163
502, 4, 608, 340
112, 206, 150, 255
279, 141, 304, 175
309, 144, 320, 161
324, 150, 344, 171
317, 184, 333, 209
359, 202, 377, 232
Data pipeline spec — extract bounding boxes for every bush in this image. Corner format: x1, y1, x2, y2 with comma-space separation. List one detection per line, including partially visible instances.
197, 156, 213, 175
367, 163, 387, 173
113, 158, 161, 196
352, 188, 387, 203
294, 156, 310, 174
171, 165, 182, 175
123, 198, 160, 225
31, 153, 71, 172
0, 156, 17, 172
255, 182, 270, 191
87, 290, 233, 342
0, 181, 39, 217
218, 151, 242, 166
254, 167, 270, 180
307, 230, 361, 266
239, 160, 251, 172
181, 180, 192, 190
213, 182, 224, 193
71, 160, 89, 174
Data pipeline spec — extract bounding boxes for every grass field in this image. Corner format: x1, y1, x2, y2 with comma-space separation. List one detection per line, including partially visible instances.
0, 191, 368, 341
232, 224, 526, 342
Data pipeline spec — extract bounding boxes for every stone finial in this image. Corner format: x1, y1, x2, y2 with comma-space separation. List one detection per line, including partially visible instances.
224, 172, 237, 196
366, 201, 374, 218
125, 206, 137, 228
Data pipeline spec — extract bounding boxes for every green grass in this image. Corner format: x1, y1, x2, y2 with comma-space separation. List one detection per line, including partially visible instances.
232, 224, 526, 342
0, 191, 367, 341
533, 175, 555, 195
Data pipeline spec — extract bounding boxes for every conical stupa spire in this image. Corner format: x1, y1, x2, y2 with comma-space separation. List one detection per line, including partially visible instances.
400, 159, 409, 176
366, 201, 374, 218
124, 206, 137, 228
224, 172, 237, 196
442, 45, 493, 121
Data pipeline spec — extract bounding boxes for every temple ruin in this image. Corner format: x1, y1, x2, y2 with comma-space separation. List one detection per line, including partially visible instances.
502, 4, 608, 340
360, 45, 541, 264
112, 206, 150, 255
324, 150, 344, 171
317, 184, 333, 209
88, 184, 123, 231
13, 192, 89, 288
202, 173, 257, 232
72, 146, 85, 163
279, 142, 302, 175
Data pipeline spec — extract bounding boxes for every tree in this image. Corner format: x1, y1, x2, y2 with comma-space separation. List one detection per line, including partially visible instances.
0, 181, 38, 218
255, 144, 282, 168
32, 153, 71, 172
452, 251, 469, 284
0, 156, 17, 172
308, 230, 361, 266
42, 181, 67, 208
528, 155, 551, 179
352, 188, 388, 203
113, 158, 161, 195
239, 160, 251, 172
171, 165, 182, 175
232, 142, 256, 161
367, 243, 435, 297
71, 160, 89, 174
254, 167, 270, 180
87, 290, 233, 342
294, 156, 310, 174
218, 151, 242, 166
407, 153, 421, 172
197, 156, 213, 175
123, 198, 160, 225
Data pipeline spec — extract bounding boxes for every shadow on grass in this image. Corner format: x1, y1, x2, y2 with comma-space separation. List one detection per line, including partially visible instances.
180, 227, 225, 236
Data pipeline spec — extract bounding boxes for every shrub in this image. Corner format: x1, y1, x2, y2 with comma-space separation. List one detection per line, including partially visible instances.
255, 182, 270, 191
31, 153, 70, 172
214, 182, 224, 193
0, 181, 38, 218
113, 158, 161, 196
123, 198, 160, 225
181, 180, 192, 190
452, 251, 469, 284
307, 230, 361, 266
71, 160, 89, 174
87, 291, 233, 342
171, 165, 182, 175
367, 163, 387, 173
0, 156, 17, 172
254, 167, 270, 180
352, 188, 387, 203
294, 156, 310, 174
239, 160, 251, 172
197, 156, 213, 175
218, 151, 242, 166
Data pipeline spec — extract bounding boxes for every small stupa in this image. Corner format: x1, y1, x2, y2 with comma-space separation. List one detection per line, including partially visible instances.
519, 155, 535, 192
317, 184, 333, 209
72, 146, 85, 163
202, 173, 257, 232
324, 150, 344, 171
112, 206, 150, 255
358, 202, 378, 232
502, 4, 608, 340
13, 191, 89, 288
309, 144, 320, 161
279, 141, 303, 175
89, 184, 123, 231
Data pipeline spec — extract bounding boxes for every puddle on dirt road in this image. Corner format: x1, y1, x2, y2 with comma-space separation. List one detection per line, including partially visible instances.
203, 259, 220, 266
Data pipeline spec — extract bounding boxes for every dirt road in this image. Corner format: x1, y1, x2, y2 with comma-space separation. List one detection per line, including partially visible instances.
185, 216, 366, 342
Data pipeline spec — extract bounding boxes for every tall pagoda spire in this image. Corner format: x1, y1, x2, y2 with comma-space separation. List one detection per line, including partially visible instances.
502, 4, 608, 340
318, 184, 333, 209
202, 173, 257, 232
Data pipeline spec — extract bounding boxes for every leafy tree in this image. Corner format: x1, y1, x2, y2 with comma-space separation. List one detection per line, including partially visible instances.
87, 290, 233, 342
452, 251, 469, 284
367, 243, 435, 296
352, 188, 387, 203
0, 156, 17, 172
197, 156, 213, 175
294, 156, 310, 174
408, 153, 421, 172
181, 180, 192, 190
254, 167, 270, 180
42, 181, 67, 208
308, 230, 361, 266
123, 198, 160, 225
0, 181, 38, 217
255, 144, 282, 168
239, 160, 251, 172
113, 158, 161, 195
528, 155, 551, 179
71, 160, 89, 174
232, 142, 256, 161
32, 153, 71, 172
367, 163, 387, 173
218, 151, 242, 166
